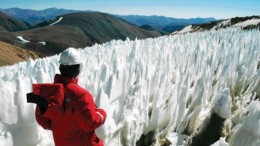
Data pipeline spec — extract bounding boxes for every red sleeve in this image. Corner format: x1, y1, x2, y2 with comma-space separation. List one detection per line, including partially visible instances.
73, 93, 107, 132
43, 103, 64, 121
35, 103, 64, 130
35, 106, 51, 130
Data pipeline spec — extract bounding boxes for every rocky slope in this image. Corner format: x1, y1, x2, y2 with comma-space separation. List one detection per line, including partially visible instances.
0, 11, 29, 32
0, 12, 162, 61
0, 41, 39, 66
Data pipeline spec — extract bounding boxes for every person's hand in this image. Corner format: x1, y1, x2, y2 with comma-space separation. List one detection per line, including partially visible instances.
27, 93, 48, 114
96, 108, 107, 124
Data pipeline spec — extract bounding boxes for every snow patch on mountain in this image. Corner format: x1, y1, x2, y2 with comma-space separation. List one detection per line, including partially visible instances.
172, 25, 193, 34
49, 17, 63, 26
173, 17, 260, 35
234, 18, 260, 27
0, 28, 260, 146
17, 36, 30, 43
213, 19, 231, 29
38, 41, 46, 45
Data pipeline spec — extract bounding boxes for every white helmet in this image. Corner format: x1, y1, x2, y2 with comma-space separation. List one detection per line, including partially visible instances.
59, 48, 82, 65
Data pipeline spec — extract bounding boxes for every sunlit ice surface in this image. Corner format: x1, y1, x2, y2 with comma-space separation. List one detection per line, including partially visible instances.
0, 28, 259, 146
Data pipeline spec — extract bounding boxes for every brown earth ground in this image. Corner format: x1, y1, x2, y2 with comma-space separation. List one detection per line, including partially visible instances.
0, 41, 39, 66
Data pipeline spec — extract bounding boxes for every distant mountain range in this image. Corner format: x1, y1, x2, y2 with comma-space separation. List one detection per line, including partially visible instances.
0, 8, 216, 33
0, 11, 161, 64
172, 16, 260, 35
0, 7, 80, 25
116, 15, 216, 32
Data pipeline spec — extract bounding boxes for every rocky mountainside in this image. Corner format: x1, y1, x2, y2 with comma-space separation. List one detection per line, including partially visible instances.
0, 12, 162, 65
0, 41, 39, 66
36, 12, 161, 43
0, 11, 29, 32
11, 12, 161, 55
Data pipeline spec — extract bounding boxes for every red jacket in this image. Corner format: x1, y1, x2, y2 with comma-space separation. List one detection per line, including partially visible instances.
35, 74, 107, 146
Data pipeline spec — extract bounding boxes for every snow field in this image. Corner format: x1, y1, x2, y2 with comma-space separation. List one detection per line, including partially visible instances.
0, 28, 259, 146
234, 18, 260, 27
173, 18, 260, 35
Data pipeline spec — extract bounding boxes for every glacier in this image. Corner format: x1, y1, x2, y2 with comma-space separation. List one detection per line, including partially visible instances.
0, 28, 259, 146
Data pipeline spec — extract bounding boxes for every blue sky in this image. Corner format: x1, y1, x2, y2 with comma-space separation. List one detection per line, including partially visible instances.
0, 0, 259, 19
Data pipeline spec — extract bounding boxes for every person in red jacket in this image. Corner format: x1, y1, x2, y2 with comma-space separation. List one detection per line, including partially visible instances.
34, 48, 107, 146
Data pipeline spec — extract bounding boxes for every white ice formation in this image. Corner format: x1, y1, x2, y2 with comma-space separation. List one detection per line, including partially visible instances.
210, 137, 229, 146
0, 28, 259, 146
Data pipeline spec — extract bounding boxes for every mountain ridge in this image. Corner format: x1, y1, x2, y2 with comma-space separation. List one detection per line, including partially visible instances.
115, 15, 216, 32
0, 11, 162, 64
0, 7, 217, 33
172, 15, 260, 35
0, 11, 29, 31
1, 7, 80, 25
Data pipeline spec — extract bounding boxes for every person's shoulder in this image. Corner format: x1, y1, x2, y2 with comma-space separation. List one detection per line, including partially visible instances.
66, 83, 91, 97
